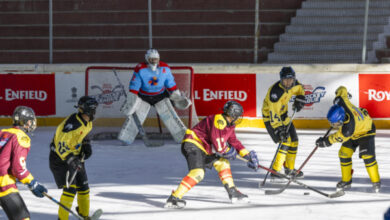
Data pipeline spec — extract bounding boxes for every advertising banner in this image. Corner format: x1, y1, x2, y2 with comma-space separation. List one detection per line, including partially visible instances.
0, 74, 55, 115
194, 74, 257, 117
256, 73, 358, 118
359, 74, 390, 118
55, 72, 86, 117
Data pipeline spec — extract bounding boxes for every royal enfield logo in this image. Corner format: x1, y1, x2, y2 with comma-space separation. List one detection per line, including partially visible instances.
366, 89, 390, 101
195, 89, 247, 102
2, 89, 47, 101
90, 83, 125, 106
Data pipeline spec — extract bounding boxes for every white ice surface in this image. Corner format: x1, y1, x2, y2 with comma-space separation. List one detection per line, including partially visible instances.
2, 127, 390, 220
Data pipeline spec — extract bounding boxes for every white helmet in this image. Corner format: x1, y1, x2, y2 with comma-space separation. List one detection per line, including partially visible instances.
145, 49, 160, 71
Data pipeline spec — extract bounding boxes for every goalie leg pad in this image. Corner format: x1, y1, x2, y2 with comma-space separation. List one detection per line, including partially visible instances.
120, 92, 142, 116
118, 101, 151, 145
155, 98, 187, 143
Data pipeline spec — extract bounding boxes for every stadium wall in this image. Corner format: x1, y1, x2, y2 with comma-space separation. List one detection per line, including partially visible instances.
1, 64, 390, 129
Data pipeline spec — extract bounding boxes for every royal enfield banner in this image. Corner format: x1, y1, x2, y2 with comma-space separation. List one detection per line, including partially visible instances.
359, 74, 390, 118
256, 73, 358, 118
193, 74, 257, 117
0, 74, 55, 115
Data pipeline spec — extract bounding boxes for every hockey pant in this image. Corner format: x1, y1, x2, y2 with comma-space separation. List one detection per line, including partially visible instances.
173, 143, 234, 199
339, 136, 380, 183
0, 192, 30, 220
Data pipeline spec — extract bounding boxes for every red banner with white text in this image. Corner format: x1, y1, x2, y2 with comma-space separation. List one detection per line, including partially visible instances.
359, 74, 390, 118
0, 74, 55, 115
194, 74, 256, 117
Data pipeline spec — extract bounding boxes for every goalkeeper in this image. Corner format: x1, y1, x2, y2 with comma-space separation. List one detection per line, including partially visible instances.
118, 48, 191, 144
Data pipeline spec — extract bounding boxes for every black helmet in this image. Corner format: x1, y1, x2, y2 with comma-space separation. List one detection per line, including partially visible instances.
12, 106, 37, 133
223, 100, 244, 126
76, 96, 98, 121
280, 66, 296, 80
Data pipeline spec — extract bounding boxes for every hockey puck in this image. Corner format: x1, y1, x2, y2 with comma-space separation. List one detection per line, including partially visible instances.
304, 192, 310, 195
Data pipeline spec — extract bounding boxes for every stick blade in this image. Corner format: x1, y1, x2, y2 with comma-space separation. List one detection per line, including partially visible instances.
264, 188, 285, 195
90, 209, 103, 220
328, 190, 345, 198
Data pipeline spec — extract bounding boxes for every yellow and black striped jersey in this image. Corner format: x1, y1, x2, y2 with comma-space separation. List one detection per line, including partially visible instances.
52, 113, 93, 161
262, 80, 305, 128
328, 86, 375, 144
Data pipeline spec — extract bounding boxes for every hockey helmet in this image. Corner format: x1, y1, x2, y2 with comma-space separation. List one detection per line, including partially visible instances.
12, 106, 37, 133
223, 100, 244, 126
76, 96, 98, 121
145, 49, 160, 70
279, 67, 296, 89
327, 105, 345, 126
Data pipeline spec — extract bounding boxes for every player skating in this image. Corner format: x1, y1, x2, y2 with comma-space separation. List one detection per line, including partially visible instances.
261, 66, 306, 181
0, 106, 48, 220
164, 101, 259, 209
49, 96, 101, 219
118, 48, 191, 145
316, 86, 381, 193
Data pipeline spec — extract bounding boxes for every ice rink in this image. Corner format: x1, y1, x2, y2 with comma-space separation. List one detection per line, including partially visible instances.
2, 127, 390, 220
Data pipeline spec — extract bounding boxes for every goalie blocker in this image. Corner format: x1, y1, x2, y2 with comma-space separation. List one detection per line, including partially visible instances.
118, 90, 189, 144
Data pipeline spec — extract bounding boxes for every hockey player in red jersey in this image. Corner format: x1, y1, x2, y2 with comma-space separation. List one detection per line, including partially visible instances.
164, 101, 259, 209
0, 106, 47, 220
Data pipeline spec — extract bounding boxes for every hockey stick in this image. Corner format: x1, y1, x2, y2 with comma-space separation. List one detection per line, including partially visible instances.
66, 154, 85, 189
238, 157, 344, 198
260, 110, 297, 187
112, 69, 164, 147
43, 192, 103, 220
265, 127, 333, 195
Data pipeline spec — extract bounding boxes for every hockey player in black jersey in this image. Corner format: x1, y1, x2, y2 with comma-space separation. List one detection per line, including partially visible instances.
316, 86, 381, 193
261, 67, 306, 181
49, 96, 98, 219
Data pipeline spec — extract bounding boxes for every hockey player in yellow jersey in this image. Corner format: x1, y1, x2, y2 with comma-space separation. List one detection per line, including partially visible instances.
262, 66, 306, 180
316, 86, 380, 193
49, 96, 98, 219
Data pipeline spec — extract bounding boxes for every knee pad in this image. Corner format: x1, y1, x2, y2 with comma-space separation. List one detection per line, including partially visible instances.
213, 158, 231, 172
338, 146, 354, 158
187, 168, 205, 182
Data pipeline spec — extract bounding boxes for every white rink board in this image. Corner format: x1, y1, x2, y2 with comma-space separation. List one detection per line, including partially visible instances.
256, 73, 358, 118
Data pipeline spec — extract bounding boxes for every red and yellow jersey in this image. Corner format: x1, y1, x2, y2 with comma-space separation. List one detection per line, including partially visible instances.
52, 113, 92, 161
183, 114, 249, 157
262, 80, 305, 128
0, 127, 34, 197
328, 86, 375, 144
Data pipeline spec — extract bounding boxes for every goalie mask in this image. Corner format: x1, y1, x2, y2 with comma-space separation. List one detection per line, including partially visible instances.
279, 66, 296, 90
327, 105, 345, 128
145, 48, 160, 71
76, 96, 99, 121
12, 106, 37, 133
223, 100, 244, 126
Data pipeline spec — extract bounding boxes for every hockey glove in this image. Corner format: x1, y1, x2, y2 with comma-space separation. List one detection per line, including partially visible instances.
274, 126, 289, 142
66, 154, 83, 173
244, 150, 259, 171
27, 179, 47, 198
293, 95, 306, 112
222, 145, 237, 160
316, 137, 331, 148
81, 138, 92, 160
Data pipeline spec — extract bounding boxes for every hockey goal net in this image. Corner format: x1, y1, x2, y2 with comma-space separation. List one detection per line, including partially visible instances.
85, 65, 198, 139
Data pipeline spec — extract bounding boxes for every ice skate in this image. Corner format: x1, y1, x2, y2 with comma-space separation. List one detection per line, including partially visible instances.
164, 194, 186, 209
224, 184, 249, 203
336, 180, 352, 191
372, 182, 381, 193
270, 172, 287, 183
284, 168, 304, 179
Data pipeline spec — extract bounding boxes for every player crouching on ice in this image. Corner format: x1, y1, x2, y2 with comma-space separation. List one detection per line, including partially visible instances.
165, 101, 260, 209
118, 48, 191, 144
316, 86, 381, 193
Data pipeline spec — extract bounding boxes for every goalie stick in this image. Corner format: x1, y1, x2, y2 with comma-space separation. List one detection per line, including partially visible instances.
265, 127, 332, 195
43, 192, 103, 220
238, 157, 344, 198
260, 110, 297, 187
113, 69, 164, 147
